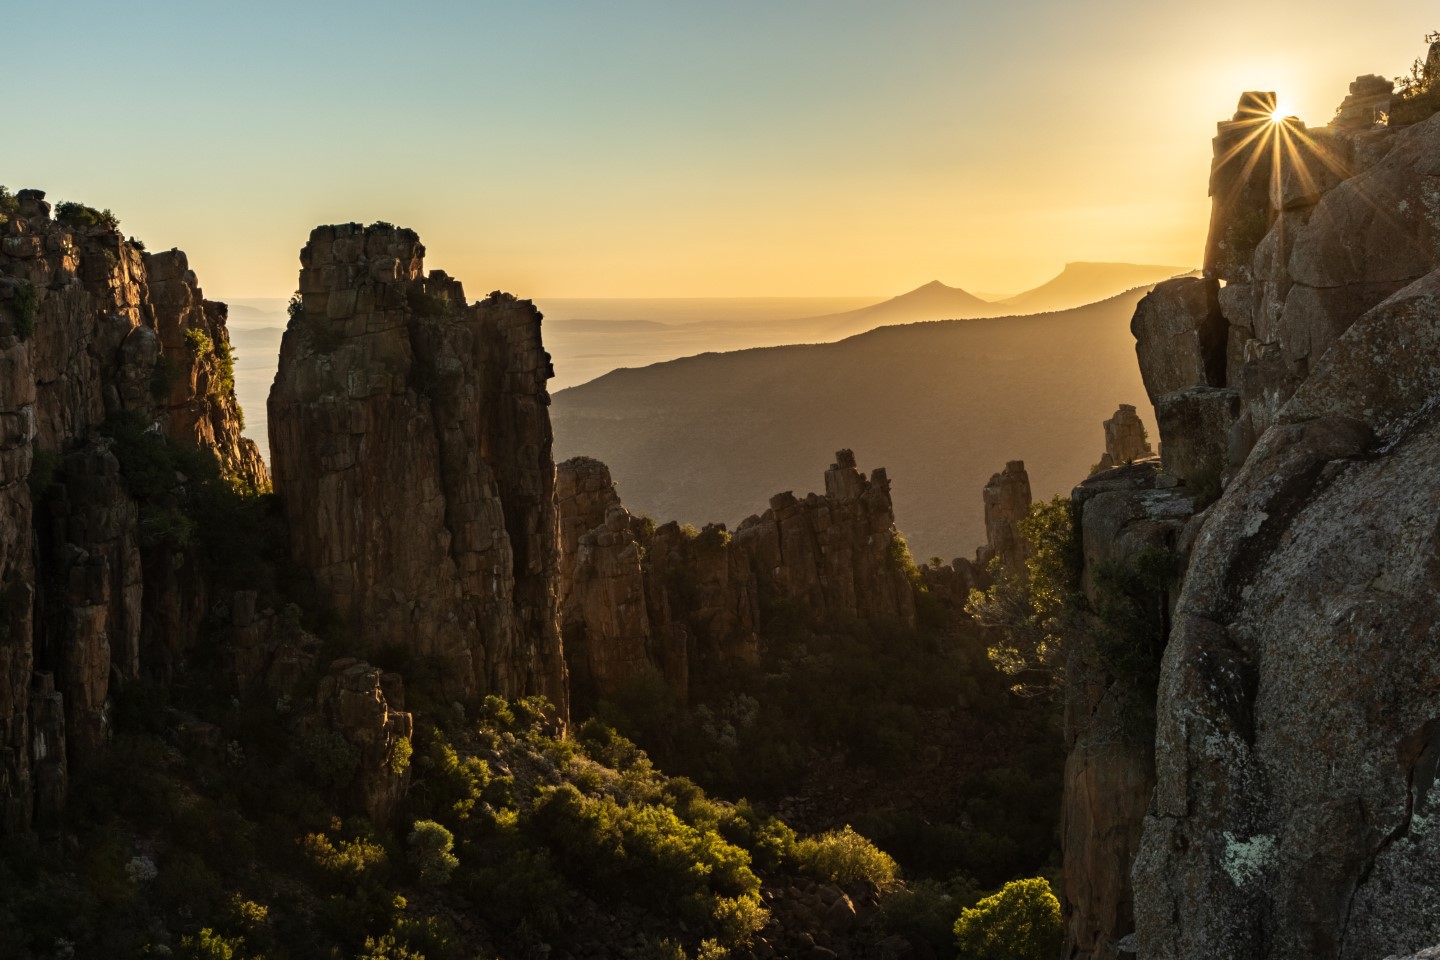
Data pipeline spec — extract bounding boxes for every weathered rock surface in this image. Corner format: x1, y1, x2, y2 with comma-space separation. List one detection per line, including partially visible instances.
315, 658, 413, 824
1108, 75, 1440, 958
268, 223, 566, 714
557, 451, 918, 712
1332, 75, 1393, 131
1091, 404, 1155, 474
0, 188, 267, 832
1134, 270, 1440, 960
1062, 458, 1198, 960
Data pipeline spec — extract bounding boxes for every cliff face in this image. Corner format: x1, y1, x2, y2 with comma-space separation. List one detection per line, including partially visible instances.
556, 450, 917, 713
1062, 450, 1194, 960
0, 189, 267, 833
1117, 79, 1440, 957
268, 223, 566, 713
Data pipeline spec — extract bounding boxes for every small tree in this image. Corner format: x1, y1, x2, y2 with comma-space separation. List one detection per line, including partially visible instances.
953, 877, 1062, 960
965, 497, 1081, 694
407, 819, 458, 885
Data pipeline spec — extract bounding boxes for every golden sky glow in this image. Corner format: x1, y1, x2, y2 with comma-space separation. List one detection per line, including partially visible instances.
5, 1, 1437, 298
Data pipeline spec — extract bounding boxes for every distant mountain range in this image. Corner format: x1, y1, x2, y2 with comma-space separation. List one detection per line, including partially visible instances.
551, 286, 1163, 560
538, 262, 1191, 388
996, 262, 1194, 314
223, 263, 1188, 468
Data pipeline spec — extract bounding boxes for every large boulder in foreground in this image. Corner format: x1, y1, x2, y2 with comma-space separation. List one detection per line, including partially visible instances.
1133, 269, 1440, 958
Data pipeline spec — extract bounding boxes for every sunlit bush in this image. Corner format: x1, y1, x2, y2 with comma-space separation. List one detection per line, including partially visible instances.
953, 877, 1062, 960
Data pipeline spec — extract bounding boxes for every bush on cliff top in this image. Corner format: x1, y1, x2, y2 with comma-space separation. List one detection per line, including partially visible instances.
1391, 30, 1440, 125
54, 200, 120, 231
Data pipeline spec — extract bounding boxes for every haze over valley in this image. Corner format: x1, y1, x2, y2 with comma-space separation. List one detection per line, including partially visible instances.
228, 262, 1184, 561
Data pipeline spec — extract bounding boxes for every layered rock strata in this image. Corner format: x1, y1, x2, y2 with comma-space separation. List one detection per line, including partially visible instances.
0, 188, 266, 832
268, 223, 566, 714
556, 451, 917, 712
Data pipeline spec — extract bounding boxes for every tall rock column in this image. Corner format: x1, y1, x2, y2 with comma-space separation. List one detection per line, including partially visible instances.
977, 460, 1032, 574
268, 223, 566, 716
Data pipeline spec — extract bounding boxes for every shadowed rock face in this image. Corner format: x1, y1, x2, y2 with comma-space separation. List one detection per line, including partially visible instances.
0, 189, 266, 832
556, 451, 917, 714
1118, 90, 1440, 958
268, 223, 566, 716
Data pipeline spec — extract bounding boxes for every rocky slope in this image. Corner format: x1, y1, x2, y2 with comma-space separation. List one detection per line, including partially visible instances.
1058, 50, 1440, 960
556, 450, 917, 714
0, 188, 267, 833
268, 224, 567, 713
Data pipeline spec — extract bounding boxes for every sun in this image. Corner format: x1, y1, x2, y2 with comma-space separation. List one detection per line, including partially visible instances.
1269, 103, 1292, 123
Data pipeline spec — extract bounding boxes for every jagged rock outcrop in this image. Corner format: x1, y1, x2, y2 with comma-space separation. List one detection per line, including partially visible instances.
920, 460, 1036, 606
1091, 404, 1155, 474
314, 658, 413, 824
976, 460, 1032, 574
0, 188, 267, 833
1332, 75, 1393, 130
557, 451, 917, 713
1105, 69, 1440, 959
268, 223, 566, 715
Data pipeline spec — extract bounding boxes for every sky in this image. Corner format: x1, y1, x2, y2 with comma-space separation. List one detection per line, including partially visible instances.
5, 1, 1436, 298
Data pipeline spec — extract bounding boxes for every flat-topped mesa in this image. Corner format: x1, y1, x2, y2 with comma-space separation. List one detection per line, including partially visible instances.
1091, 404, 1155, 475
556, 451, 917, 714
268, 222, 566, 715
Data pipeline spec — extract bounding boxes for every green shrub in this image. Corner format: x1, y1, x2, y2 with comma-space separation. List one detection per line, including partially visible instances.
301, 730, 360, 792
879, 876, 984, 956
185, 327, 214, 356
967, 496, 1081, 693
11, 280, 36, 340
55, 201, 119, 231
953, 877, 1062, 960
1391, 31, 1440, 125
101, 412, 180, 499
177, 928, 246, 960
139, 503, 196, 547
793, 825, 897, 886
0, 186, 17, 219
888, 530, 923, 586
301, 826, 388, 885
407, 819, 458, 885
528, 784, 766, 943
389, 735, 412, 775
695, 523, 731, 551
406, 285, 456, 318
